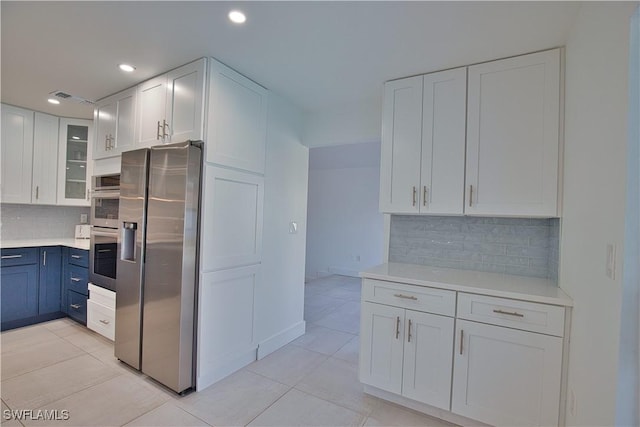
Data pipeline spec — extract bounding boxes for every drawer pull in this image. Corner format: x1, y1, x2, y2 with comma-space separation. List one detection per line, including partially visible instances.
407, 319, 412, 343
70, 277, 82, 282
71, 255, 82, 259
395, 316, 400, 339
460, 329, 464, 355
493, 309, 524, 318
393, 293, 418, 301
1, 254, 23, 259
99, 319, 110, 325
70, 304, 82, 310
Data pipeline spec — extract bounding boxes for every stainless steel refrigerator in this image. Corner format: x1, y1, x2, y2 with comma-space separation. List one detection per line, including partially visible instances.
115, 140, 202, 394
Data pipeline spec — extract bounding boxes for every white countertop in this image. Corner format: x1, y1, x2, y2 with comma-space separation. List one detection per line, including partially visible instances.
360, 262, 572, 307
1, 238, 90, 251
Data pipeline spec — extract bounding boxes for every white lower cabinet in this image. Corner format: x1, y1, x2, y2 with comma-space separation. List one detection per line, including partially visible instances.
360, 301, 454, 410
452, 320, 563, 427
360, 279, 568, 427
87, 284, 116, 341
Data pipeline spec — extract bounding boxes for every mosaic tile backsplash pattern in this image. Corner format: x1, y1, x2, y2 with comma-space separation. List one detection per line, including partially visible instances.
389, 216, 560, 281
1, 204, 90, 240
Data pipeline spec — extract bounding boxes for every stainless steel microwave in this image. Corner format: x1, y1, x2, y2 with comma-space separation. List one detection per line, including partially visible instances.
90, 174, 120, 229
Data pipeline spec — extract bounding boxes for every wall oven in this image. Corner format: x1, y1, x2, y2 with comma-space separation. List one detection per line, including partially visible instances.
90, 173, 120, 291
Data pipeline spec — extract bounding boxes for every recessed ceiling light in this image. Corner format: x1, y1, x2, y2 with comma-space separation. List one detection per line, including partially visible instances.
47, 98, 60, 105
228, 10, 246, 24
119, 63, 136, 72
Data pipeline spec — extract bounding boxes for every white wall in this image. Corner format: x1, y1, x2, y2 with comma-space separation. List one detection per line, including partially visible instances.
560, 3, 637, 425
303, 98, 381, 148
305, 141, 384, 280
255, 91, 310, 357
617, 6, 640, 426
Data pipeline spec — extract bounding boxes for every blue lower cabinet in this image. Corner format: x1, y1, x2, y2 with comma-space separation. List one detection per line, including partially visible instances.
67, 290, 88, 324
1, 264, 39, 323
38, 246, 63, 315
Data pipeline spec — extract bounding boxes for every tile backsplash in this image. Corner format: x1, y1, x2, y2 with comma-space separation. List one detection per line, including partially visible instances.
389, 216, 560, 281
1, 204, 90, 240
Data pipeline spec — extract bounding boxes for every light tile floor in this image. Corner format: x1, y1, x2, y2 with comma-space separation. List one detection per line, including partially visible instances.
1, 275, 457, 427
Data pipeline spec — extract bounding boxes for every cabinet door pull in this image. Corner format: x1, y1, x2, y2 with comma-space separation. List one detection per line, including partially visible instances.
163, 119, 170, 140
70, 304, 82, 310
35, 186, 39, 200
460, 329, 464, 355
43, 251, 46, 266
407, 319, 412, 343
86, 189, 90, 201
469, 185, 473, 207
105, 134, 109, 150
412, 186, 417, 206
156, 121, 162, 140
71, 254, 81, 259
493, 309, 524, 318
1, 254, 22, 259
99, 319, 110, 325
395, 316, 400, 339
393, 293, 417, 301
423, 186, 427, 207
70, 277, 81, 282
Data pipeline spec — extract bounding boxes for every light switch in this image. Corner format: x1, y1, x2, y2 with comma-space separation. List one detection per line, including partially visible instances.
606, 244, 616, 279
289, 221, 298, 234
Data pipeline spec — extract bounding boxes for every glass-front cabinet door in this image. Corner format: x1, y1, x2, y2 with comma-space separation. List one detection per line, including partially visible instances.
57, 118, 92, 206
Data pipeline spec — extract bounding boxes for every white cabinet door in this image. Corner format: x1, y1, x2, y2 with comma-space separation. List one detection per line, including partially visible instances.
200, 165, 264, 272
165, 58, 206, 144
94, 97, 117, 159
402, 310, 454, 410
465, 49, 561, 217
113, 87, 136, 154
206, 59, 268, 174
136, 74, 168, 147
379, 76, 423, 214
57, 119, 92, 206
1, 104, 34, 204
197, 265, 259, 387
420, 68, 466, 215
32, 112, 59, 205
359, 302, 405, 395
452, 319, 563, 427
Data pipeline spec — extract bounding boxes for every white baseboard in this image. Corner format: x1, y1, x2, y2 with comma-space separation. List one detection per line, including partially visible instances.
196, 347, 257, 391
363, 385, 490, 427
327, 267, 360, 277
257, 320, 306, 360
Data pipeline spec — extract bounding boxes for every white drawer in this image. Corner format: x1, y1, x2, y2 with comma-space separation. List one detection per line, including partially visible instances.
88, 284, 115, 309
457, 293, 565, 337
362, 279, 456, 317
87, 300, 115, 341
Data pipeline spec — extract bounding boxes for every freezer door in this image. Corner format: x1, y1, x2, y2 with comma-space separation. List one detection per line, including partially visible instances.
142, 141, 201, 393
115, 148, 150, 370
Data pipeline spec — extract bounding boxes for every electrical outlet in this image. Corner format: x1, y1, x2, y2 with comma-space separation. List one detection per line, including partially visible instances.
606, 244, 616, 279
80, 213, 88, 224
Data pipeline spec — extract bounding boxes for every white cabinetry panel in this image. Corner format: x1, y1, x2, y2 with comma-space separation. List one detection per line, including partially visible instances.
207, 59, 268, 174
379, 76, 423, 213
32, 112, 59, 205
452, 319, 563, 427
94, 87, 136, 159
1, 104, 34, 204
137, 75, 167, 147
465, 49, 560, 217
200, 165, 264, 272
166, 61, 205, 144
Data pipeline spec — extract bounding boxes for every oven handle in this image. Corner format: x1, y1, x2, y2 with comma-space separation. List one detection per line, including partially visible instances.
91, 230, 118, 238
91, 190, 120, 199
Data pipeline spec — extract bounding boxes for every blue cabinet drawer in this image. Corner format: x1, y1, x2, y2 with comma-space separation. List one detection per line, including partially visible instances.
67, 264, 89, 296
67, 290, 87, 324
1, 247, 38, 267
68, 248, 89, 268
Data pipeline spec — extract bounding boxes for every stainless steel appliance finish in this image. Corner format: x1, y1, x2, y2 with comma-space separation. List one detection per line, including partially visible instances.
91, 174, 121, 229
89, 226, 118, 292
115, 141, 202, 394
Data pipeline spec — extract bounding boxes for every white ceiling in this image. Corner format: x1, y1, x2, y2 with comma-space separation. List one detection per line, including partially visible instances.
1, 1, 580, 120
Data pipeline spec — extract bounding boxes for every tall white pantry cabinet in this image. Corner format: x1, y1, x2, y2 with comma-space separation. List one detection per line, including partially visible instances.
380, 48, 562, 217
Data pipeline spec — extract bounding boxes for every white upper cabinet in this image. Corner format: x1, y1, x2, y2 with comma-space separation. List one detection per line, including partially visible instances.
57, 118, 92, 206
94, 87, 136, 159
420, 68, 467, 214
206, 59, 268, 174
136, 58, 206, 148
32, 112, 59, 205
1, 104, 34, 204
379, 76, 423, 214
465, 49, 561, 217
